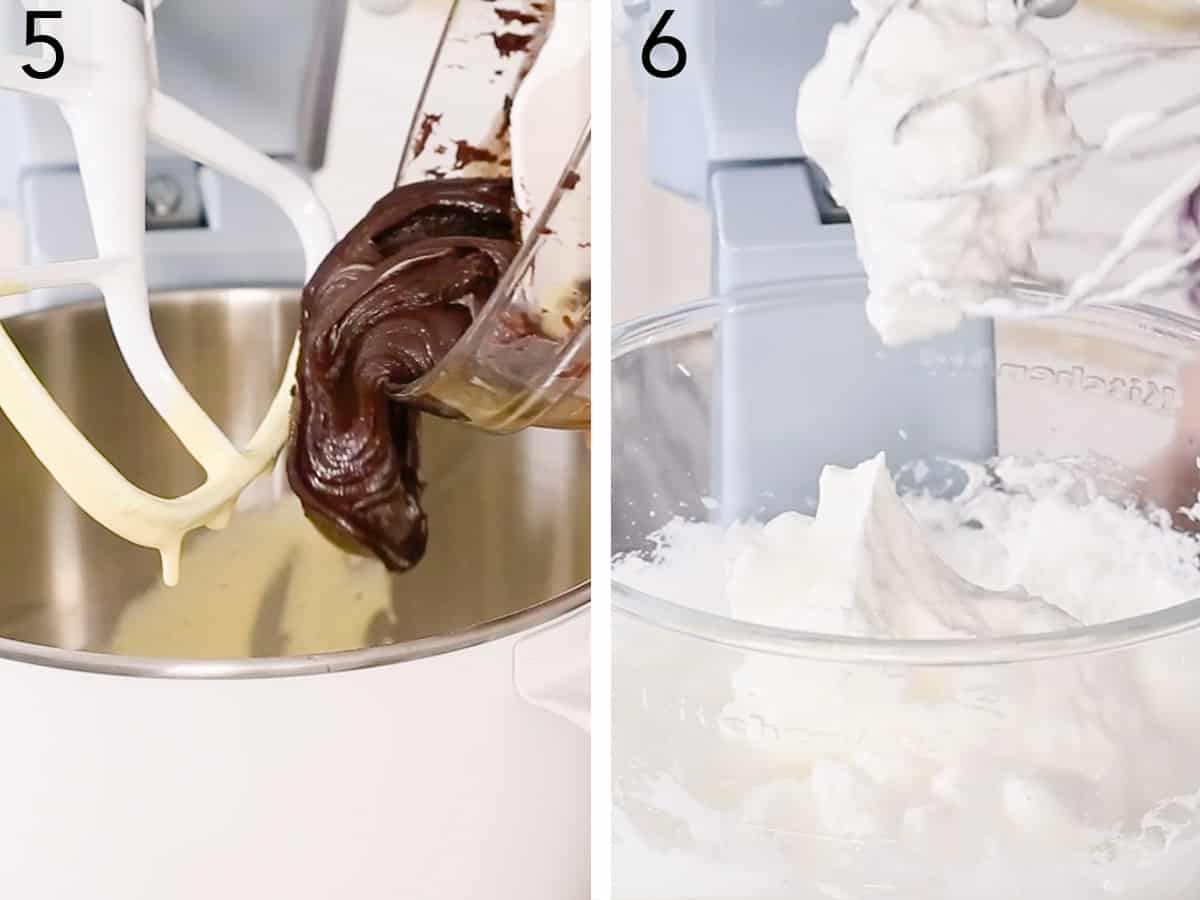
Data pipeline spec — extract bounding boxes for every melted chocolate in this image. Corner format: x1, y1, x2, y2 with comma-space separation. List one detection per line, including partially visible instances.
412, 113, 442, 158
492, 31, 535, 57
287, 178, 518, 571
452, 140, 499, 171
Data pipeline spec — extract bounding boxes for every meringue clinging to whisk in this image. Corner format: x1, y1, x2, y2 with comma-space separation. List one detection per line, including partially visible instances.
797, 0, 1081, 345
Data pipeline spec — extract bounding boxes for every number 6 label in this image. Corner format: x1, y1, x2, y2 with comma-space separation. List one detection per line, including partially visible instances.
642, 9, 687, 80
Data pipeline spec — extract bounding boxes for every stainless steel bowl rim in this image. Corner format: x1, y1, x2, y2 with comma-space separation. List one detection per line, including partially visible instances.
612, 278, 1200, 666
0, 584, 590, 679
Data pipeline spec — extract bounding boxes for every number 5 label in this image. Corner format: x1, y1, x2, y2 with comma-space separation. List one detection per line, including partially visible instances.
22, 10, 65, 81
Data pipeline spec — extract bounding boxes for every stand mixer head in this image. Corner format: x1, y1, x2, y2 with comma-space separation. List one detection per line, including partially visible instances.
623, 0, 1200, 521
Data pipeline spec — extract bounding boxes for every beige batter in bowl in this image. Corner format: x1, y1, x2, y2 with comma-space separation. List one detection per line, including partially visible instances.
0, 287, 590, 659
1082, 0, 1200, 30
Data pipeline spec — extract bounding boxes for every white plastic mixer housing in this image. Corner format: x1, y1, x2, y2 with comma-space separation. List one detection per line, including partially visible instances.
0, 0, 339, 583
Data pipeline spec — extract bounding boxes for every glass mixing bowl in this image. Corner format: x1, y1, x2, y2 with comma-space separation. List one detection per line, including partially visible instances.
392, 0, 591, 434
612, 279, 1200, 899
396, 129, 592, 435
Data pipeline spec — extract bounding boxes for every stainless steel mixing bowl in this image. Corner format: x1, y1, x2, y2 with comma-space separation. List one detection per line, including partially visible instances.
0, 288, 590, 668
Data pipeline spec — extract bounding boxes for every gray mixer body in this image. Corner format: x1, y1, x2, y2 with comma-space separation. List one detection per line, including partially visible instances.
634, 0, 998, 520
0, 0, 346, 304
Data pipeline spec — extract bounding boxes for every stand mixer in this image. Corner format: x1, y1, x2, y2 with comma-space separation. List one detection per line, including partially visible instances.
616, 0, 998, 522
0, 3, 589, 897
617, 0, 1200, 520
613, 3, 1200, 897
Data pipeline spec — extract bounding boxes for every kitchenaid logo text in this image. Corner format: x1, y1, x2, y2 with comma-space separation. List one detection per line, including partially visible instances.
998, 363, 1178, 414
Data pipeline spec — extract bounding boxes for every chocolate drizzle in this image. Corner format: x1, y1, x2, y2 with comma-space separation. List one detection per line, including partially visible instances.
452, 140, 499, 171
492, 31, 535, 57
412, 113, 442, 158
287, 178, 518, 571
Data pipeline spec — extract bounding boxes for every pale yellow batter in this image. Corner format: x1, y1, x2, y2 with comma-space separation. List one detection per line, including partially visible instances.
109, 496, 393, 659
97, 411, 587, 659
